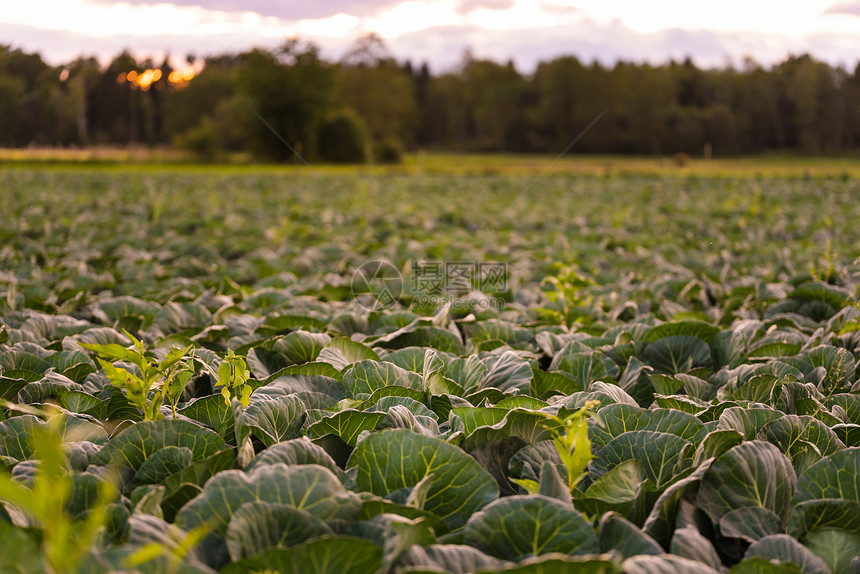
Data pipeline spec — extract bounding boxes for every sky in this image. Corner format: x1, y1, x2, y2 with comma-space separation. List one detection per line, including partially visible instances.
2, 0, 860, 72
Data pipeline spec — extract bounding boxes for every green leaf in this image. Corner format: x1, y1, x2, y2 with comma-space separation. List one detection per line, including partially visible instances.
265, 362, 344, 382
474, 554, 621, 574
789, 500, 860, 540
350, 429, 499, 529
450, 407, 508, 434
832, 424, 860, 447
245, 438, 341, 475
225, 501, 333, 561
790, 282, 852, 309
59, 390, 106, 418
91, 419, 226, 471
744, 534, 830, 574
462, 495, 598, 560
598, 512, 662, 558
760, 414, 844, 460
584, 459, 647, 504
639, 336, 713, 374
396, 544, 507, 574
670, 527, 721, 566
531, 368, 581, 399
719, 507, 785, 542
748, 342, 803, 359
481, 351, 534, 394
802, 528, 860, 574
174, 464, 361, 536
465, 388, 511, 406
642, 321, 721, 343
590, 430, 690, 489
537, 460, 572, 507
220, 536, 383, 574
308, 410, 387, 446
376, 405, 440, 436
151, 301, 211, 335
259, 313, 328, 334
549, 350, 605, 389
0, 350, 52, 381
178, 396, 234, 441
453, 407, 564, 451
788, 346, 856, 391
255, 374, 344, 406
590, 404, 707, 450
794, 447, 860, 504
383, 347, 438, 373
560, 383, 638, 413
731, 558, 806, 574
649, 374, 685, 396
237, 394, 306, 447
446, 355, 488, 393
0, 377, 28, 402
729, 374, 782, 404
360, 385, 428, 410
642, 458, 714, 547
134, 446, 193, 485
717, 406, 785, 440
496, 396, 550, 410
48, 351, 96, 383
341, 360, 423, 397
698, 440, 796, 525
367, 396, 437, 419
317, 337, 380, 370
357, 495, 449, 535
159, 448, 237, 522
623, 555, 720, 574
377, 326, 464, 355
0, 414, 44, 461
0, 519, 48, 573
278, 330, 332, 364
78, 341, 144, 368
509, 441, 564, 486
825, 395, 860, 424
406, 473, 436, 510
693, 429, 744, 467
652, 395, 707, 414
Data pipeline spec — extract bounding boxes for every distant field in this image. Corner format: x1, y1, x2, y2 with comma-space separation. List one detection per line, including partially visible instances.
1, 167, 859, 572
1, 167, 857, 297
1, 146, 859, 177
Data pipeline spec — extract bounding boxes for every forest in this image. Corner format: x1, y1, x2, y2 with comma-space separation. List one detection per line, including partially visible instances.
1, 34, 859, 162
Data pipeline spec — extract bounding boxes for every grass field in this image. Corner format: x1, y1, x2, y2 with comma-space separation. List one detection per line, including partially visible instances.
2, 147, 859, 178
0, 165, 859, 572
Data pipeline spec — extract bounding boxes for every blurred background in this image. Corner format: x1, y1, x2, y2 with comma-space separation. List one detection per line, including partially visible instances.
1, 0, 859, 163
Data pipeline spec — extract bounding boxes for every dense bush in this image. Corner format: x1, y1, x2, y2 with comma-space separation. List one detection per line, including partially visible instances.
173, 117, 223, 161
374, 137, 404, 164
317, 109, 369, 163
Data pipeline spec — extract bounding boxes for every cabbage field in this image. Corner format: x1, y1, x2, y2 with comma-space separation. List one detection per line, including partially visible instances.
0, 167, 859, 573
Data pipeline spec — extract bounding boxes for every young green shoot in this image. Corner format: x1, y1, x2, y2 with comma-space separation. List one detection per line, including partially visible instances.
512, 400, 598, 495
81, 331, 197, 420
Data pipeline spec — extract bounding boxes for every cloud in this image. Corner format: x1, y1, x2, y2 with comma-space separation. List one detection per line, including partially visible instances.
389, 19, 860, 72
457, 0, 517, 13
4, 15, 858, 72
540, 3, 579, 15
0, 22, 290, 64
83, 0, 398, 20
824, 1, 860, 15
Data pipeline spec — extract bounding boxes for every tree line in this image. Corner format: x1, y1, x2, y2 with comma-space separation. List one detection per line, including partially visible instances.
1, 35, 859, 161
